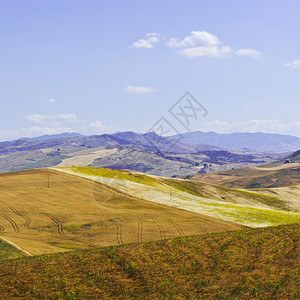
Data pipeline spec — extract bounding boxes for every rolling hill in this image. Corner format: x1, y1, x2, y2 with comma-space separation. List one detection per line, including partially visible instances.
193, 162, 300, 189
56, 167, 300, 226
0, 168, 242, 256
0, 166, 299, 298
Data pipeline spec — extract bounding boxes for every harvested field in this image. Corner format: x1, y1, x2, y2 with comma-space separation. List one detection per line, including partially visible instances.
0, 169, 241, 256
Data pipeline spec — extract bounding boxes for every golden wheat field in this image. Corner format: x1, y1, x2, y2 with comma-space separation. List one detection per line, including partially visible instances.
0, 169, 242, 256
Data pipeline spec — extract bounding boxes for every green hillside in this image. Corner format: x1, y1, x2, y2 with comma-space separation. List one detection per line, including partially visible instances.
0, 224, 298, 299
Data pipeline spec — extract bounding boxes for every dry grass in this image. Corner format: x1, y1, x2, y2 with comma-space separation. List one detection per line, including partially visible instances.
0, 169, 241, 256
0, 223, 298, 299
56, 167, 300, 228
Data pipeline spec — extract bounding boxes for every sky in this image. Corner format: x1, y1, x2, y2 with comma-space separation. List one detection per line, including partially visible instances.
1, 0, 300, 141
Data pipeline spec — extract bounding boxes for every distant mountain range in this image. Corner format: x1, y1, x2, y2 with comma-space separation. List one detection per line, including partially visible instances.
15, 130, 300, 153
0, 131, 287, 176
171, 131, 300, 153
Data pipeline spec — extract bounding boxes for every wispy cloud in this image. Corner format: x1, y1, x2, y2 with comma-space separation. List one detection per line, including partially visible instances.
284, 60, 300, 69
0, 113, 116, 141
125, 86, 159, 94
37, 98, 56, 104
26, 114, 78, 125
48, 98, 55, 104
235, 48, 262, 59
131, 33, 162, 49
131, 30, 261, 60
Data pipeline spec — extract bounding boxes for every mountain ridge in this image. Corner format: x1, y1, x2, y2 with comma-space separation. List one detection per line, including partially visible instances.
171, 130, 300, 153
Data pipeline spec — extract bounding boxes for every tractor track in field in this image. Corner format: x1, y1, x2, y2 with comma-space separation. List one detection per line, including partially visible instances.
106, 218, 123, 245
0, 226, 4, 232
0, 215, 19, 233
27, 206, 65, 237
136, 218, 143, 243
193, 223, 208, 233
152, 217, 166, 240
167, 219, 184, 237
0, 200, 31, 228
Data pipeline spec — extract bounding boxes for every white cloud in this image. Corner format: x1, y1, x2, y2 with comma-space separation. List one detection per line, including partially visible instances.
125, 86, 159, 94
131, 33, 162, 49
48, 98, 55, 104
235, 48, 262, 59
0, 114, 114, 141
166, 31, 232, 59
167, 31, 220, 48
80, 120, 115, 135
178, 46, 232, 59
284, 60, 300, 69
199, 119, 300, 137
130, 30, 261, 60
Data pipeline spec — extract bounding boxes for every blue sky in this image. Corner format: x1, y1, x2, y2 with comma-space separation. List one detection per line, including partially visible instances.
1, 0, 300, 141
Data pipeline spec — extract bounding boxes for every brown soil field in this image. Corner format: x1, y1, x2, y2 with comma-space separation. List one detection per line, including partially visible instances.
0, 169, 242, 256
193, 164, 300, 189
57, 147, 118, 167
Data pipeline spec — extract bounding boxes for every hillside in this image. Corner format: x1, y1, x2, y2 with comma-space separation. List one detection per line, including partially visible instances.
279, 149, 300, 164
193, 162, 300, 189
0, 166, 299, 257
0, 168, 242, 256
0, 224, 299, 299
55, 167, 300, 227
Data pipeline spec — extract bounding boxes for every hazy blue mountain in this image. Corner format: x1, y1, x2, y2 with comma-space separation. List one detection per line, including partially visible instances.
23, 132, 83, 141
171, 131, 300, 153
